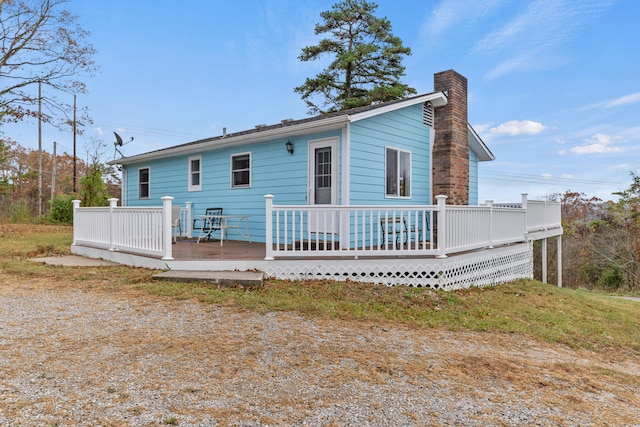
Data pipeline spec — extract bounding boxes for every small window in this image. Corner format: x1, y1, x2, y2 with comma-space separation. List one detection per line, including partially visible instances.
385, 148, 411, 198
139, 167, 150, 199
231, 152, 251, 188
188, 155, 202, 192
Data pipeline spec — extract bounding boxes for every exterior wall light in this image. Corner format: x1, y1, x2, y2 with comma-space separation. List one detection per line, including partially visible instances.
286, 140, 294, 155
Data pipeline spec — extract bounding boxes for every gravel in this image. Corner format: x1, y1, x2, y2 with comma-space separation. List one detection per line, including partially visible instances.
1, 283, 639, 426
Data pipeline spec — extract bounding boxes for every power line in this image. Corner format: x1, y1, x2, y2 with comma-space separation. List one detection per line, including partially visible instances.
480, 171, 622, 187
92, 121, 211, 143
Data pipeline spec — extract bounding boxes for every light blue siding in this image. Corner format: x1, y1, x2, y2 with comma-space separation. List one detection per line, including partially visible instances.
469, 149, 478, 205
350, 104, 431, 205
124, 130, 341, 242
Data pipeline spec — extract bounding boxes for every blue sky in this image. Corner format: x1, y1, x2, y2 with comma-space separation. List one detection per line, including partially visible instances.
4, 0, 639, 203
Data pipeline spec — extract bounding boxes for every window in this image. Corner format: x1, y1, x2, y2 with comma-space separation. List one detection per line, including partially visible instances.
231, 153, 251, 188
385, 148, 411, 197
139, 167, 150, 199
188, 155, 202, 191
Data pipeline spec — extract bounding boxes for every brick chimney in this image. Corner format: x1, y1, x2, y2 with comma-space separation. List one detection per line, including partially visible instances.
432, 70, 469, 205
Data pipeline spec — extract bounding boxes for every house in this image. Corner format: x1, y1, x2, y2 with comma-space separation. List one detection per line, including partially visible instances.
112, 70, 493, 244
75, 69, 562, 290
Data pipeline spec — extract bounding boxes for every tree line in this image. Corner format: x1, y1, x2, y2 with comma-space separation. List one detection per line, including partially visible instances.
0, 138, 120, 222
534, 177, 640, 292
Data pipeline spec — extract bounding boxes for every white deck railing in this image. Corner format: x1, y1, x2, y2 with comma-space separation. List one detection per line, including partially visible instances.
72, 196, 180, 260
264, 195, 556, 260
71, 194, 561, 261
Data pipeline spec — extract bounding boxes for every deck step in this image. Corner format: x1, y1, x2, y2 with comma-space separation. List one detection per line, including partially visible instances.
152, 270, 264, 287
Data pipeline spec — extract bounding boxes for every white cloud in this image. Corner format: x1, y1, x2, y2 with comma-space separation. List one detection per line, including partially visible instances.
472, 123, 491, 134
491, 120, 546, 136
570, 133, 623, 154
94, 126, 104, 136
473, 0, 614, 77
604, 92, 640, 108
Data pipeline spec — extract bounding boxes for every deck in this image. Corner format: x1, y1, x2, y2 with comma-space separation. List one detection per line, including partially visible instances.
70, 196, 562, 290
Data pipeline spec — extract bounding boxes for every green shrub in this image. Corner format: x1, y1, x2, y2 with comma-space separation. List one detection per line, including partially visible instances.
49, 194, 76, 224
596, 267, 624, 291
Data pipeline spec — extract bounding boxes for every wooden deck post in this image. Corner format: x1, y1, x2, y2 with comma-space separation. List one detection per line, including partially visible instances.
161, 196, 174, 260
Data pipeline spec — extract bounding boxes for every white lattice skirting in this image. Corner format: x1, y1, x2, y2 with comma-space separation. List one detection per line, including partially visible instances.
263, 242, 533, 291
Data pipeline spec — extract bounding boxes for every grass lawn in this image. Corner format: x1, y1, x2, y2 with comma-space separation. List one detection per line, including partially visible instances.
1, 223, 639, 354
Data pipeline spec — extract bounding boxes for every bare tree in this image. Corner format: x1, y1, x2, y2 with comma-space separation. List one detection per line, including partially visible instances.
0, 0, 97, 126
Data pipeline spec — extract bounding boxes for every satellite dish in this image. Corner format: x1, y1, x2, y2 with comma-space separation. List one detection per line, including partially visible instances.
114, 132, 124, 147
112, 131, 134, 160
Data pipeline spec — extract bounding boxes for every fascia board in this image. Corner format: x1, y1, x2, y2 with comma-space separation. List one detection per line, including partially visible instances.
111, 115, 349, 165
468, 124, 495, 162
348, 92, 448, 122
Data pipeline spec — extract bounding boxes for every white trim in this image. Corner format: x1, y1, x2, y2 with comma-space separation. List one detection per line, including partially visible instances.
231, 151, 251, 188
188, 155, 202, 192
468, 124, 494, 161
341, 125, 350, 205
429, 127, 435, 203
121, 168, 128, 206
348, 92, 448, 122
308, 137, 339, 206
384, 146, 412, 199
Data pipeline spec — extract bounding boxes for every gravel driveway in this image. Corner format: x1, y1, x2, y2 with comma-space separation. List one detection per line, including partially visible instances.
1, 281, 639, 426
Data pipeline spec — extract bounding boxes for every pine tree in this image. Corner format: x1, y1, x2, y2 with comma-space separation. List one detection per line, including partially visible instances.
295, 0, 416, 115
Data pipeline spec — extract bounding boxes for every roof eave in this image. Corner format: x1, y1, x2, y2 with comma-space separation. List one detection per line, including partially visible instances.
348, 92, 448, 122
110, 114, 350, 165
468, 124, 494, 162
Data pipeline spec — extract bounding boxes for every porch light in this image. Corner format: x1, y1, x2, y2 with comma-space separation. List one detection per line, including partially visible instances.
286, 140, 294, 155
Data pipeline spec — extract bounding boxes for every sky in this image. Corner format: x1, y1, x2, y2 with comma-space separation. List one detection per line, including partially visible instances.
3, 0, 639, 203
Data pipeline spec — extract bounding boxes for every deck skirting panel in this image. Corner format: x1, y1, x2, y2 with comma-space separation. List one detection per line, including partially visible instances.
72, 242, 532, 291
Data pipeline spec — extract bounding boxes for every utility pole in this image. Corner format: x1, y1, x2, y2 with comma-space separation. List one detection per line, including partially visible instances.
38, 81, 43, 216
51, 141, 57, 207
73, 94, 77, 193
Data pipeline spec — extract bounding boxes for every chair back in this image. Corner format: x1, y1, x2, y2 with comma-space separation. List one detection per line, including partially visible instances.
205, 207, 223, 227
171, 206, 181, 225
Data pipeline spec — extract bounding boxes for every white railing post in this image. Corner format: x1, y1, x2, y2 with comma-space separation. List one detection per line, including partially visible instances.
72, 199, 81, 245
521, 193, 528, 234
486, 200, 494, 248
185, 201, 193, 238
108, 198, 118, 251
161, 196, 174, 260
265, 194, 274, 260
436, 195, 448, 258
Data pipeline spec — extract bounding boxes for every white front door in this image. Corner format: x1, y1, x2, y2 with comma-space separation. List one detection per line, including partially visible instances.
308, 138, 338, 234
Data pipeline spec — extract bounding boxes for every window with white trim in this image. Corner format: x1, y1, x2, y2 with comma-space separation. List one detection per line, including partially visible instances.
231, 152, 251, 188
385, 148, 411, 197
139, 167, 150, 199
188, 155, 202, 191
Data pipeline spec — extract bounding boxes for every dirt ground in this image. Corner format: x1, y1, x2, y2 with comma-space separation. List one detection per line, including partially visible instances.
1, 277, 639, 426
